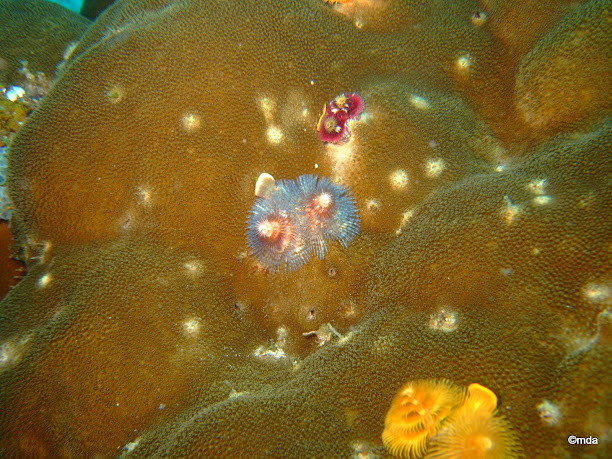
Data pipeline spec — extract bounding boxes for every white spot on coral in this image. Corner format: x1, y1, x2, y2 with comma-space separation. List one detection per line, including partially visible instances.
410, 95, 430, 110
429, 308, 458, 332
5, 86, 25, 102
253, 345, 287, 360
456, 54, 473, 72
537, 400, 562, 426
351, 441, 379, 459
424, 158, 446, 178
302, 323, 343, 346
327, 141, 357, 184
533, 195, 552, 206
527, 180, 552, 206
527, 179, 547, 195
38, 273, 52, 288
276, 326, 288, 347
119, 211, 135, 231
471, 11, 488, 26
395, 209, 415, 236
357, 111, 371, 124
364, 199, 380, 215
266, 126, 284, 144
341, 299, 358, 319
0, 343, 14, 367
180, 112, 202, 132
62, 42, 78, 61
259, 97, 276, 123
0, 335, 30, 369
105, 85, 124, 103
183, 258, 204, 277
39, 241, 53, 264
563, 332, 598, 357
502, 195, 522, 225
337, 330, 355, 346
123, 437, 141, 453
555, 311, 608, 357
227, 388, 248, 399
183, 318, 201, 336
389, 169, 409, 191
136, 186, 153, 207
583, 283, 611, 304
336, 0, 383, 23
253, 327, 291, 361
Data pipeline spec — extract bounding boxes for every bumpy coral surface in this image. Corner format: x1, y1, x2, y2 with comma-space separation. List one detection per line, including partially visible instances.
0, 220, 24, 298
0, 0, 90, 86
0, 0, 88, 318
0, 0, 610, 457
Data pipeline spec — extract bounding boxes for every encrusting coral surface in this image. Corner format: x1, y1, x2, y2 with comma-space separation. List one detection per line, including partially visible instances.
0, 0, 610, 457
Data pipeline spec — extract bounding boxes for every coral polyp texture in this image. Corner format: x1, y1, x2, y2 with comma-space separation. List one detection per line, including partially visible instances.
0, 0, 611, 457
0, 0, 90, 86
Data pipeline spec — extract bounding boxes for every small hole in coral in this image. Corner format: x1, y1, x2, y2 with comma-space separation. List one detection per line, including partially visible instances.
105, 86, 124, 103
328, 267, 337, 277
471, 10, 487, 26
308, 309, 316, 319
